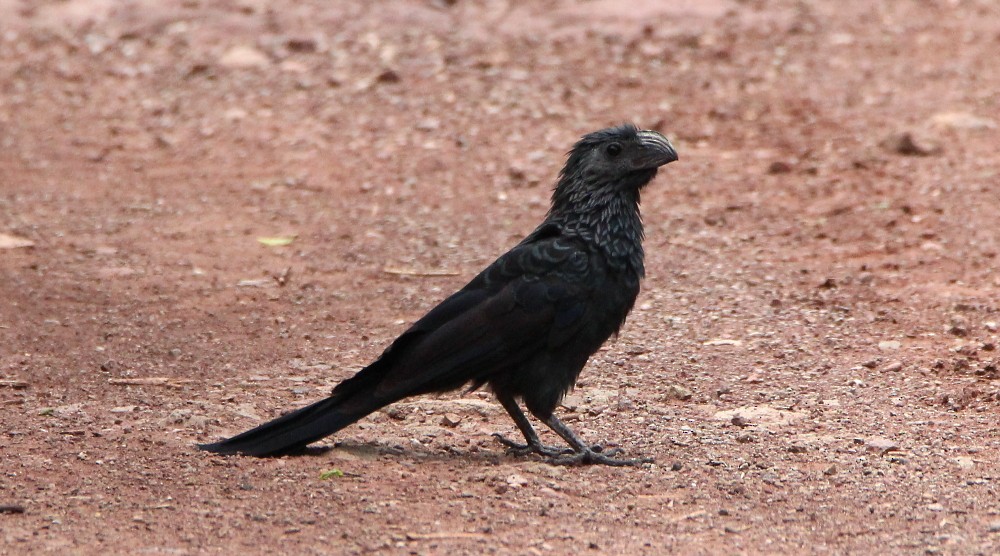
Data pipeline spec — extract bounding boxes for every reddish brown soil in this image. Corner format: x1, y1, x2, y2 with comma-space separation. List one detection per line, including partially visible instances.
2, 1, 999, 554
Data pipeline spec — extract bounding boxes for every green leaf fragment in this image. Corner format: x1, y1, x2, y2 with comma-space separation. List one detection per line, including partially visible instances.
319, 468, 344, 480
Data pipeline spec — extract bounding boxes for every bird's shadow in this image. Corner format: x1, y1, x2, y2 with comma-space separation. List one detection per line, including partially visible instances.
298, 440, 653, 467
325, 440, 511, 465
199, 440, 657, 468
197, 437, 529, 465
251, 439, 538, 465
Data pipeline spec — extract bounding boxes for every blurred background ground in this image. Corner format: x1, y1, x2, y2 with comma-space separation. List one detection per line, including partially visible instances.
1, 0, 998, 553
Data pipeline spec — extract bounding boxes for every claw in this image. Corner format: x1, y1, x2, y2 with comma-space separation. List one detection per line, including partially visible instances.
492, 433, 573, 458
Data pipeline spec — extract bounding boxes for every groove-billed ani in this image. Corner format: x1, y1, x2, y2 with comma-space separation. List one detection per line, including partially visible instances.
199, 124, 678, 466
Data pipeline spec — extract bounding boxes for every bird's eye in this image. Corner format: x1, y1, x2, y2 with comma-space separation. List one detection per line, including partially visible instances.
605, 142, 622, 157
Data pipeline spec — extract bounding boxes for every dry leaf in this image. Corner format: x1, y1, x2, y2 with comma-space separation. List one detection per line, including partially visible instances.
257, 236, 296, 247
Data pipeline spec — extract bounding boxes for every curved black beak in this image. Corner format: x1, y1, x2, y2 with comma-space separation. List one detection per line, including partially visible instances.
634, 130, 679, 169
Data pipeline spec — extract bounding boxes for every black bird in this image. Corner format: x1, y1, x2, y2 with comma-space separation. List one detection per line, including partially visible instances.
199, 124, 678, 466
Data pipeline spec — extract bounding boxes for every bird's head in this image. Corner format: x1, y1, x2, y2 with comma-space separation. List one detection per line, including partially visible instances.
555, 124, 678, 199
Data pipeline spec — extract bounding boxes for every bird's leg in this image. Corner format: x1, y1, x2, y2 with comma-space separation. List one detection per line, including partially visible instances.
538, 412, 653, 467
492, 394, 573, 457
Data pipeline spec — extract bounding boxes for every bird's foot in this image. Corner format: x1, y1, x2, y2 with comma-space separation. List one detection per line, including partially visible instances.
492, 433, 573, 458
547, 446, 653, 467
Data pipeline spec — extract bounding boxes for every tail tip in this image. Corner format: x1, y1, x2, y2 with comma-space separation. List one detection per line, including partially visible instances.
197, 441, 237, 455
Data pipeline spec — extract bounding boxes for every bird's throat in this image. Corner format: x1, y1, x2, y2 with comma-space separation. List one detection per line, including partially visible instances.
551, 190, 645, 278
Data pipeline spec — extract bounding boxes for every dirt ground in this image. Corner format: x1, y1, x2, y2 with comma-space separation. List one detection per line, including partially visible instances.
1, 0, 999, 553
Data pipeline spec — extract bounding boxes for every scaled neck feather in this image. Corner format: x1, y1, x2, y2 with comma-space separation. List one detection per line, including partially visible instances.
546, 182, 645, 278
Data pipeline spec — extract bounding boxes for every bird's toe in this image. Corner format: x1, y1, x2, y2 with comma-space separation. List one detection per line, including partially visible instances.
548, 448, 653, 467
493, 433, 572, 457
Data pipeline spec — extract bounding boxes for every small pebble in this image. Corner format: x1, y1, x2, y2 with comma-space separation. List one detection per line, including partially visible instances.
881, 361, 903, 373
767, 161, 792, 174
881, 131, 939, 156
664, 384, 692, 401
865, 437, 899, 453
218, 45, 270, 69
440, 413, 462, 427
955, 457, 975, 470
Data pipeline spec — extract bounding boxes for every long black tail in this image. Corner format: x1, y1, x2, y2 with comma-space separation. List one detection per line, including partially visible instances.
200, 327, 436, 457
198, 395, 378, 457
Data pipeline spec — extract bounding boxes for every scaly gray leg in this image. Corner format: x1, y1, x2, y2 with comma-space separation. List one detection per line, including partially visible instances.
492, 394, 573, 458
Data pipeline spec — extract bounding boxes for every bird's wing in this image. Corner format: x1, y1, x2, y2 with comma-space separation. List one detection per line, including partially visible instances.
336, 231, 598, 401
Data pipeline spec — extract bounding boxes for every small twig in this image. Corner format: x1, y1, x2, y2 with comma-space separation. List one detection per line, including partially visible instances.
108, 378, 194, 387
670, 510, 708, 523
237, 278, 274, 288
109, 377, 169, 385
405, 532, 490, 541
0, 380, 29, 389
0, 233, 35, 249
383, 266, 460, 277
703, 338, 743, 347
